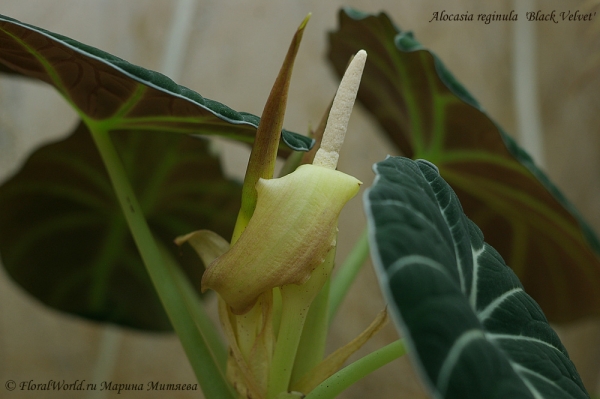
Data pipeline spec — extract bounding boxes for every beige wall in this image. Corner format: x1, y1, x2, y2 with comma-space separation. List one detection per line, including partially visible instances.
1, 0, 599, 397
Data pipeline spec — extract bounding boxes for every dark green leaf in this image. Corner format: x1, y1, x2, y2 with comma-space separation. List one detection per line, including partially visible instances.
0, 14, 312, 152
0, 122, 241, 330
329, 8, 600, 323
365, 156, 590, 399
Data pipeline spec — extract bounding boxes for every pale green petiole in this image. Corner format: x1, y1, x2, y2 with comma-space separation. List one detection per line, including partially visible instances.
304, 340, 406, 399
328, 228, 370, 323
88, 123, 234, 399
266, 248, 335, 399
267, 291, 311, 399
290, 265, 333, 386
158, 242, 228, 369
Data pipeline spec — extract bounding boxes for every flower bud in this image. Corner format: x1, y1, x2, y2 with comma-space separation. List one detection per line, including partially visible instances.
202, 164, 361, 314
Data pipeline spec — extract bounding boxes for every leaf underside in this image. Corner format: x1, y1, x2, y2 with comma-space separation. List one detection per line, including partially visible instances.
328, 8, 600, 323
0, 13, 312, 152
365, 156, 590, 399
0, 12, 313, 330
0, 122, 241, 330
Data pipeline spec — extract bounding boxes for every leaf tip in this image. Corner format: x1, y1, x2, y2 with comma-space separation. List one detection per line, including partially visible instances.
299, 13, 312, 31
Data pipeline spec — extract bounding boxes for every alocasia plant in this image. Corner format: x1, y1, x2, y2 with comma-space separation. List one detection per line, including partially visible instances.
365, 157, 589, 399
328, 8, 600, 323
0, 6, 598, 399
0, 11, 310, 330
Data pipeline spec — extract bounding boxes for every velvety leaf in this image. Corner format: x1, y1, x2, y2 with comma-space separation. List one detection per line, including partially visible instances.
0, 122, 241, 330
365, 156, 590, 399
329, 8, 600, 322
0, 14, 312, 152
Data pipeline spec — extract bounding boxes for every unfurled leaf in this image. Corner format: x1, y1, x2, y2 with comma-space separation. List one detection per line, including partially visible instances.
0, 122, 241, 330
0, 14, 312, 151
329, 8, 600, 322
365, 156, 590, 399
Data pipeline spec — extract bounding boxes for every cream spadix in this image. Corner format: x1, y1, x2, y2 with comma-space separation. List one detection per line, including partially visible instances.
313, 49, 366, 170
201, 164, 361, 314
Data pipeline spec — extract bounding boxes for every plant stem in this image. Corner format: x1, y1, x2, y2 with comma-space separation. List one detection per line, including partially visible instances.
159, 242, 228, 369
304, 340, 406, 399
267, 248, 335, 399
329, 229, 369, 323
266, 289, 312, 399
290, 276, 331, 387
88, 125, 235, 399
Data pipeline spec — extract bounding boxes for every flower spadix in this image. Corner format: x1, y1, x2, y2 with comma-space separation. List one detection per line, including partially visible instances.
202, 50, 367, 316
202, 164, 360, 314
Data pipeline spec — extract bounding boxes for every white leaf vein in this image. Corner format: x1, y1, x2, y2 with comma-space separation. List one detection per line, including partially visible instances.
437, 329, 486, 396
477, 287, 523, 322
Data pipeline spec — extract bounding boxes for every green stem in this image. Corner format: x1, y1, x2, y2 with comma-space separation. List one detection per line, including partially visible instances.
88, 125, 235, 399
304, 340, 406, 399
329, 229, 369, 323
158, 242, 228, 369
267, 248, 335, 399
267, 288, 312, 399
290, 277, 331, 386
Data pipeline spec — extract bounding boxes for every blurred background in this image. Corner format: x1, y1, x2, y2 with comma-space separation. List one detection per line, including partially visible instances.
1, 0, 599, 397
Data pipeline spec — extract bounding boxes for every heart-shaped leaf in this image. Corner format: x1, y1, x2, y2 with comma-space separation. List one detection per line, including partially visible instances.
0, 122, 241, 330
329, 8, 600, 323
0, 11, 313, 331
365, 156, 590, 399
0, 14, 312, 151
